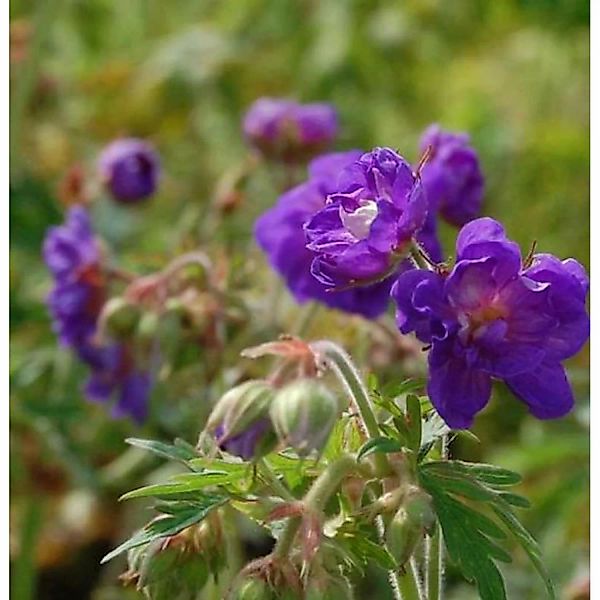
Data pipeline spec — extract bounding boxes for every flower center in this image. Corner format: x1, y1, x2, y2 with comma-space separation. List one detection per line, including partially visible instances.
339, 200, 378, 240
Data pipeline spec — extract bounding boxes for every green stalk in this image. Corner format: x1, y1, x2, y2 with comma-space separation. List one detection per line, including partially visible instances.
426, 435, 448, 599
310, 340, 390, 477
258, 459, 295, 501
273, 454, 361, 558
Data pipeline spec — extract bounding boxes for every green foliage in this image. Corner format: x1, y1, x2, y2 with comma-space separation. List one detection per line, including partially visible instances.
420, 460, 556, 600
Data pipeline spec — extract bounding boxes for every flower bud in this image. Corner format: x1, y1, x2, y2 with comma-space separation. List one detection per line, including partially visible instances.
403, 489, 436, 535
98, 138, 160, 203
125, 534, 209, 599
385, 506, 421, 568
269, 379, 340, 456
208, 381, 277, 460
208, 380, 275, 438
136, 310, 160, 344
99, 297, 141, 340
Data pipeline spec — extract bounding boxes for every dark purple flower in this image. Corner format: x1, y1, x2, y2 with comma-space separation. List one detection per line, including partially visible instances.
418, 125, 484, 227
392, 217, 589, 428
214, 419, 274, 461
305, 147, 428, 289
255, 151, 395, 318
98, 138, 160, 203
43, 206, 152, 422
243, 98, 338, 162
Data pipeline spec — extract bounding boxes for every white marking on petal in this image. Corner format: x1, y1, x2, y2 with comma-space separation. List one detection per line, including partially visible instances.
339, 200, 378, 240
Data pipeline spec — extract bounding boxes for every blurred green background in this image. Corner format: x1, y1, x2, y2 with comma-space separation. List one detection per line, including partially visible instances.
10, 1, 589, 599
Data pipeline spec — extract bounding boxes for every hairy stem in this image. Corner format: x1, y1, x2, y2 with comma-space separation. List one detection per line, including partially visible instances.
273, 454, 362, 558
426, 434, 449, 599
258, 459, 295, 501
310, 340, 390, 477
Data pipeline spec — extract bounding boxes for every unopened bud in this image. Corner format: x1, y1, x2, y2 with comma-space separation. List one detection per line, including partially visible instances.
136, 310, 160, 343
207, 380, 275, 438
100, 297, 141, 340
403, 489, 436, 535
385, 506, 421, 568
269, 379, 340, 456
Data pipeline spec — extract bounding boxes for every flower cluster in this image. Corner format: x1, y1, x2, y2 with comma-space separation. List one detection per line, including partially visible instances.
392, 217, 589, 427
243, 98, 338, 162
43, 206, 152, 422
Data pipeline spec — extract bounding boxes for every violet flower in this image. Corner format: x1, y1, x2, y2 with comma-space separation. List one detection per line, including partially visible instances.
255, 151, 396, 318
98, 138, 160, 203
305, 147, 428, 289
43, 207, 152, 422
243, 98, 338, 162
419, 125, 484, 227
392, 217, 589, 428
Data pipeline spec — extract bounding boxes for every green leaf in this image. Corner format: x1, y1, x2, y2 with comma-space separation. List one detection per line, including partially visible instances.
381, 378, 425, 399
101, 493, 227, 564
421, 472, 507, 600
420, 460, 555, 599
406, 394, 422, 451
120, 470, 248, 500
126, 438, 198, 465
491, 502, 556, 599
356, 437, 404, 462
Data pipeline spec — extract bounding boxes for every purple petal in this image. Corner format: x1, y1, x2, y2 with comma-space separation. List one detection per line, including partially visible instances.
505, 361, 574, 419
427, 341, 492, 429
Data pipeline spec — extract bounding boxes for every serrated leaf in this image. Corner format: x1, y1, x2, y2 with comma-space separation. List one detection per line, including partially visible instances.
356, 437, 404, 462
101, 493, 227, 563
126, 438, 197, 465
491, 502, 556, 599
421, 412, 451, 450
421, 473, 507, 600
423, 460, 521, 488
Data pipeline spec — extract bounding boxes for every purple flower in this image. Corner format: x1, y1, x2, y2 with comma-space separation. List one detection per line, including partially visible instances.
243, 98, 338, 162
43, 207, 106, 347
81, 343, 152, 424
419, 125, 484, 227
305, 147, 428, 289
214, 419, 274, 461
98, 138, 160, 203
43, 206, 152, 422
255, 151, 395, 318
392, 217, 589, 428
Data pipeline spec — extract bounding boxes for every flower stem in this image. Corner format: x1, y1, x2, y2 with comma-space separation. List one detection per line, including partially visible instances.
258, 459, 295, 501
273, 454, 362, 558
426, 435, 448, 599
310, 340, 390, 477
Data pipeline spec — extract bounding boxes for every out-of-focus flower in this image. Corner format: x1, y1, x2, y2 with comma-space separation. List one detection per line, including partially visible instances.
98, 138, 160, 203
392, 217, 589, 428
419, 124, 484, 227
243, 98, 337, 162
255, 150, 396, 318
43, 206, 105, 346
305, 147, 428, 289
43, 206, 152, 422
